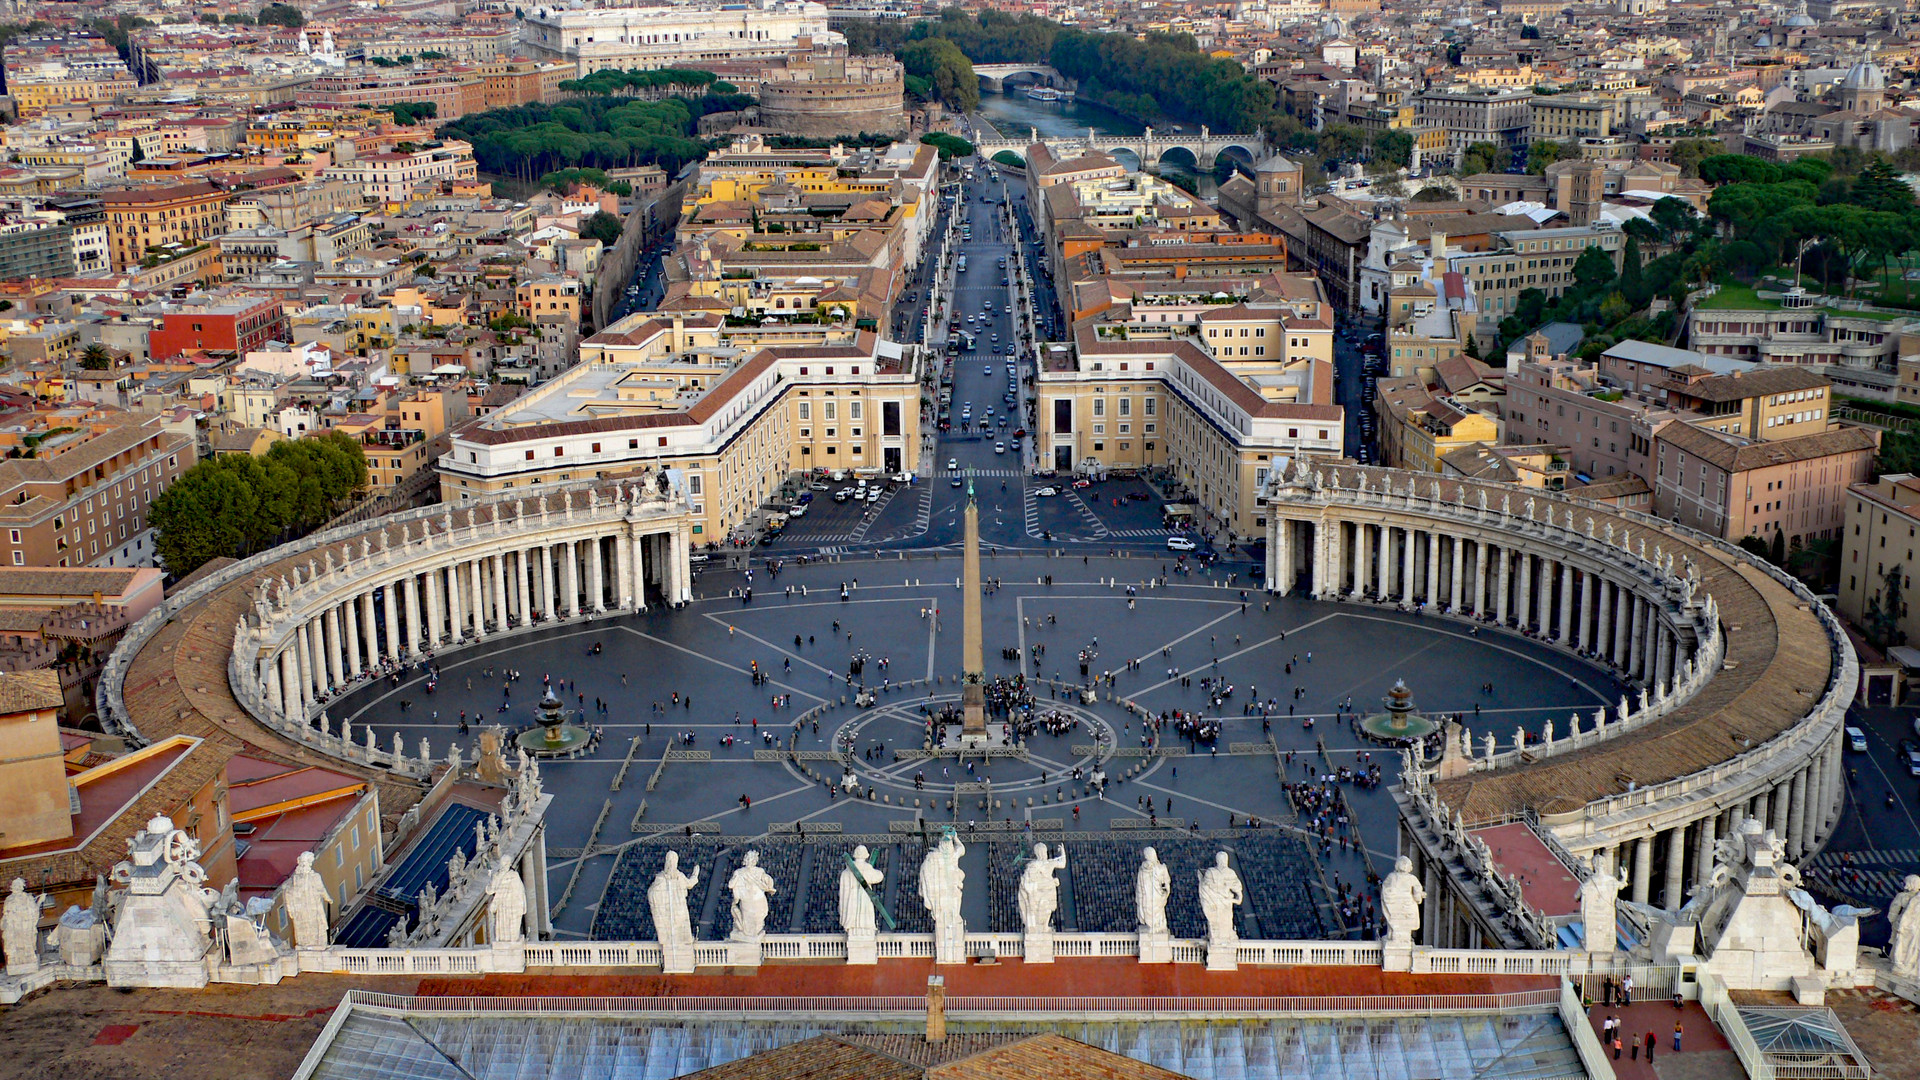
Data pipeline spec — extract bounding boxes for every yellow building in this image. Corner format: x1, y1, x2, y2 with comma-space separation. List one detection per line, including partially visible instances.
441, 314, 926, 541
1035, 325, 1345, 541
1397, 397, 1502, 472
516, 276, 583, 323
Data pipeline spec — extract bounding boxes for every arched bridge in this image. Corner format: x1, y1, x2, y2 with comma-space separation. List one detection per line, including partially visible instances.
973, 63, 1068, 93
973, 126, 1268, 172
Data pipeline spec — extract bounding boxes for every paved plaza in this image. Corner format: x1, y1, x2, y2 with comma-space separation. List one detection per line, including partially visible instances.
335, 552, 1626, 941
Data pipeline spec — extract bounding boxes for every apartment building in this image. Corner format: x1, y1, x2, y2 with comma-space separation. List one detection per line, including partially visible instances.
149, 296, 289, 360
1036, 326, 1344, 540
98, 182, 228, 272
519, 0, 837, 72
1413, 86, 1533, 162
439, 315, 925, 541
1685, 289, 1912, 372
516, 276, 583, 323
1527, 95, 1615, 141
1652, 420, 1875, 546
226, 754, 383, 938
324, 141, 478, 206
0, 415, 196, 569
1840, 473, 1920, 651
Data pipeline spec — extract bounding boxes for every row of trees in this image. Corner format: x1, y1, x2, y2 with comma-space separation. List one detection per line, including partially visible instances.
902, 37, 979, 112
382, 101, 438, 126
439, 94, 749, 182
151, 433, 367, 578
557, 68, 738, 98
536, 167, 632, 195
1703, 153, 1918, 296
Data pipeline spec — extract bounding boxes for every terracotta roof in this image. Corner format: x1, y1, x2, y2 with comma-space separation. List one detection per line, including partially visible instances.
1660, 366, 1829, 403
0, 669, 61, 712
1656, 422, 1877, 473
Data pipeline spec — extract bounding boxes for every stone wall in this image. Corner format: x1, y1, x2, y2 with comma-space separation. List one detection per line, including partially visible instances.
757, 77, 905, 139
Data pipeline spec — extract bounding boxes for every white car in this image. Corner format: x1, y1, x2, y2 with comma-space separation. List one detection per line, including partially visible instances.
829, 470, 848, 482
1848, 726, 1868, 752
947, 458, 959, 471
994, 442, 1006, 454
866, 488, 882, 502
1034, 485, 1058, 497
787, 503, 808, 518
1166, 536, 1199, 552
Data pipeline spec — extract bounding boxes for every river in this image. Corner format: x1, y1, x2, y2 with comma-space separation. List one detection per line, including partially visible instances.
975, 91, 1220, 199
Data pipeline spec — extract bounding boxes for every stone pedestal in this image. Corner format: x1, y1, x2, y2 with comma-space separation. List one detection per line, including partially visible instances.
933, 921, 966, 965
727, 938, 763, 967
489, 943, 528, 973
660, 940, 696, 974
1205, 939, 1238, 971
1024, 928, 1054, 964
55, 909, 105, 968
103, 815, 214, 989
1138, 930, 1172, 964
960, 681, 988, 748
1379, 943, 1414, 973
846, 929, 878, 966
222, 914, 279, 966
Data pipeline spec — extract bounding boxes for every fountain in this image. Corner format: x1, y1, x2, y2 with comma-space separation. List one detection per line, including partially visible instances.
1359, 679, 1438, 743
516, 687, 592, 756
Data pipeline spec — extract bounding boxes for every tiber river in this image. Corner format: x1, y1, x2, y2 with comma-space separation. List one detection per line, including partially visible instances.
975, 91, 1223, 198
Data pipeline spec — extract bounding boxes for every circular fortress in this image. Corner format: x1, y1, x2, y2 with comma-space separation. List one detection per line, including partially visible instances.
757, 54, 905, 140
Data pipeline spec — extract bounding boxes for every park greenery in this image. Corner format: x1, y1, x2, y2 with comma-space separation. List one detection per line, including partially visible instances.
535, 167, 631, 195
558, 68, 738, 98
992, 150, 1025, 168
919, 132, 976, 160
851, 9, 1277, 135
1701, 153, 1920, 296
151, 433, 367, 578
257, 3, 303, 26
382, 102, 438, 126
439, 94, 750, 182
582, 211, 625, 247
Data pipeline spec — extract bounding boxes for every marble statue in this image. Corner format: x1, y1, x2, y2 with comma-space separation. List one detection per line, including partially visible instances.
487, 856, 527, 946
1580, 850, 1622, 954
1888, 875, 1920, 979
1197, 852, 1243, 946
1135, 847, 1171, 935
1381, 855, 1426, 946
284, 851, 331, 947
840, 845, 884, 935
647, 851, 700, 949
1016, 843, 1066, 935
919, 832, 966, 963
2, 879, 38, 975
727, 850, 777, 941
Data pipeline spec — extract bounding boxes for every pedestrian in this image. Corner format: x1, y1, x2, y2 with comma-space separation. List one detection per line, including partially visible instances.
1622, 974, 1634, 1003
1612, 1035, 1622, 1061
1673, 1023, 1683, 1053
1645, 1032, 1655, 1063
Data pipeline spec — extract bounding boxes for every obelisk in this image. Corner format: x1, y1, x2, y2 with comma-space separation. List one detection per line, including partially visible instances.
959, 475, 989, 748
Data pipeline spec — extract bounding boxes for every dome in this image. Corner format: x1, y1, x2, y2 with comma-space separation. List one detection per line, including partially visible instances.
1843, 58, 1886, 91
1756, 32, 1774, 46
1317, 14, 1348, 39
1784, 12, 1816, 26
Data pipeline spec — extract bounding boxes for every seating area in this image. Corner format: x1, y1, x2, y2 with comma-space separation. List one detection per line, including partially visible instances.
590, 840, 722, 941
336, 801, 491, 948
800, 842, 892, 933
1233, 834, 1329, 941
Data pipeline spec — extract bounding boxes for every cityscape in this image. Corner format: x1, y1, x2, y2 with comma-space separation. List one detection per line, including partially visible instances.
0, 0, 1914, 1076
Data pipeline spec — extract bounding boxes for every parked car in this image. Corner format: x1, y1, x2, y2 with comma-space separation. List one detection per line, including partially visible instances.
809, 481, 830, 491
833, 489, 853, 503
1071, 478, 1091, 489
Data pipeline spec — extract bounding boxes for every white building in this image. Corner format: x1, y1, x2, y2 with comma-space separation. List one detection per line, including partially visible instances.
519, 0, 840, 73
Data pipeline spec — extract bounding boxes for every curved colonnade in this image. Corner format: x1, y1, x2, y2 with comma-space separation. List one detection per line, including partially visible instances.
98, 480, 696, 776
1264, 465, 1854, 946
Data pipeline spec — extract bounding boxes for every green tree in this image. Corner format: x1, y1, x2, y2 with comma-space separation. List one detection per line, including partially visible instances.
151, 432, 366, 577
79, 344, 112, 370
1370, 128, 1413, 170
991, 150, 1025, 168
582, 210, 624, 246
1866, 564, 1908, 648
1666, 138, 1721, 179
1525, 139, 1569, 175
1460, 141, 1501, 176
257, 2, 303, 26
902, 38, 978, 112
1851, 157, 1914, 213
1411, 185, 1455, 202
1619, 236, 1646, 306
919, 132, 975, 160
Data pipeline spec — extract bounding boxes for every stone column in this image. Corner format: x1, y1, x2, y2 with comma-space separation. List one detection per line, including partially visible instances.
1769, 782, 1790, 840
514, 548, 531, 624
1351, 521, 1367, 595
634, 533, 651, 609
1578, 571, 1596, 651
1425, 528, 1440, 606
1628, 597, 1645, 679
557, 540, 575, 616
1694, 812, 1717, 890
1557, 560, 1574, 642
1472, 539, 1488, 614
424, 567, 443, 646
1401, 524, 1416, 603
264, 656, 283, 719
293, 622, 314, 708
1786, 768, 1808, 858
489, 553, 506, 628
358, 590, 377, 660
1631, 834, 1652, 905
1449, 534, 1465, 612
1497, 547, 1511, 624
1655, 622, 1673, 690
382, 580, 401, 661
616, 528, 634, 607
1613, 585, 1631, 671
402, 573, 421, 655
344, 594, 363, 678
1517, 554, 1534, 630
1596, 578, 1613, 660
538, 546, 554, 619
446, 562, 464, 644
468, 560, 487, 638
1662, 824, 1687, 909
590, 535, 607, 612
325, 606, 345, 689
279, 650, 299, 718
672, 528, 690, 603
